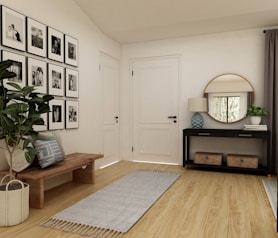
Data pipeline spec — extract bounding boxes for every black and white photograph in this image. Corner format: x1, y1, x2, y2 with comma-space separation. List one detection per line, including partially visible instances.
27, 18, 47, 57
48, 64, 64, 96
66, 100, 79, 129
2, 50, 26, 89
27, 57, 47, 94
1, 6, 26, 51
65, 68, 79, 98
65, 34, 78, 67
49, 99, 65, 130
48, 27, 64, 62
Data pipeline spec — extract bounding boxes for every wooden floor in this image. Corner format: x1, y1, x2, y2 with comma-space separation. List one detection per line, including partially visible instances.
0, 160, 277, 238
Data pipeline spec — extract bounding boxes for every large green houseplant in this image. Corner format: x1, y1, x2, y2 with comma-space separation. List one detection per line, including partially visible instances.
0, 60, 53, 226
0, 60, 53, 176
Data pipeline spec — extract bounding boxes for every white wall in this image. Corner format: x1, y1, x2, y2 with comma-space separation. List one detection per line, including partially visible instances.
0, 0, 121, 174
0, 0, 270, 170
121, 28, 266, 164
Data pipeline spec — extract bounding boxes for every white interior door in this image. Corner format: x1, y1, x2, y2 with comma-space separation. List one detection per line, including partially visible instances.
100, 52, 120, 167
132, 56, 180, 164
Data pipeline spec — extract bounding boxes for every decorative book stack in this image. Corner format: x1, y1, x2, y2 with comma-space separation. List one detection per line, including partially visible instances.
243, 124, 268, 131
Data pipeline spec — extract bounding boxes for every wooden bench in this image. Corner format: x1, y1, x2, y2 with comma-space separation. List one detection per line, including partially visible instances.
0, 153, 103, 209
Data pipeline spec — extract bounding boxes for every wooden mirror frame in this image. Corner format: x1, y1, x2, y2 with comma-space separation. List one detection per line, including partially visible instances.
204, 74, 254, 123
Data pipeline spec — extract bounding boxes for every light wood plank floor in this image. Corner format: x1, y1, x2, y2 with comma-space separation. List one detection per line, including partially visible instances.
0, 161, 277, 238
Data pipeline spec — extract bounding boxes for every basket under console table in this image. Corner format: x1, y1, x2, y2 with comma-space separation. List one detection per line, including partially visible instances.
183, 128, 272, 175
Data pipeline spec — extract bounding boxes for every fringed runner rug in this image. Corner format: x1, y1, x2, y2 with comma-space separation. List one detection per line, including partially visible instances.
41, 170, 181, 237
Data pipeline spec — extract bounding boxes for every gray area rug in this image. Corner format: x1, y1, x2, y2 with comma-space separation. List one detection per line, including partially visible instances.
262, 179, 277, 219
41, 170, 180, 237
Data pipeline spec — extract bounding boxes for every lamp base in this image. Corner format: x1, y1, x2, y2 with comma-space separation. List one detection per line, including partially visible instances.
191, 112, 204, 129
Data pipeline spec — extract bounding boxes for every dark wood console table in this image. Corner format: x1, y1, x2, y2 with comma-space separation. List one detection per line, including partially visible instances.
183, 128, 272, 174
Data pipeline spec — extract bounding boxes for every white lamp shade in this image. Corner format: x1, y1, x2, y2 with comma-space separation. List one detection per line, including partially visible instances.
188, 98, 207, 112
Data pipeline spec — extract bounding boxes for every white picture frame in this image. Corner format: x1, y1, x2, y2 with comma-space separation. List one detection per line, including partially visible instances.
1, 6, 26, 51
66, 100, 79, 129
2, 50, 26, 90
27, 57, 47, 94
48, 63, 64, 96
48, 99, 65, 130
47, 27, 64, 62
27, 17, 47, 57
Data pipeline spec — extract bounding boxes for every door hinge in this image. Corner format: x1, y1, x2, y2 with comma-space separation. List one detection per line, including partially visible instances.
99, 65, 101, 71
132, 70, 134, 76
132, 146, 134, 152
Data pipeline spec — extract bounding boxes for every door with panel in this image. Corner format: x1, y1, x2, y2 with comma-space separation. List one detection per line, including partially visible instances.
99, 52, 120, 167
132, 56, 180, 164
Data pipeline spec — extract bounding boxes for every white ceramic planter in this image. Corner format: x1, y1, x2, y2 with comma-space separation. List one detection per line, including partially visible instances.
0, 175, 29, 226
250, 116, 262, 125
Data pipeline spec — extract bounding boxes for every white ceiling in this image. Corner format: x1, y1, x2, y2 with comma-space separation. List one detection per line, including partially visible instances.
74, 0, 278, 44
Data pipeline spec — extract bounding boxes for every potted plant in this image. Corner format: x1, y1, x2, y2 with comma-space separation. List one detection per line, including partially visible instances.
0, 60, 53, 226
246, 105, 268, 125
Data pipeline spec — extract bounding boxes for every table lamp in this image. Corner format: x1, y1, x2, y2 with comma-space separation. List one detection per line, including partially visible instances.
188, 98, 207, 129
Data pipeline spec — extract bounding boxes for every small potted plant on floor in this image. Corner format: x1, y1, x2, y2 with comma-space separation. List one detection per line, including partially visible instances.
0, 60, 53, 226
246, 105, 268, 125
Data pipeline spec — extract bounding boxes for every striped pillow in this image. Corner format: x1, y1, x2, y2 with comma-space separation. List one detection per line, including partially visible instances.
36, 131, 65, 157
34, 139, 63, 168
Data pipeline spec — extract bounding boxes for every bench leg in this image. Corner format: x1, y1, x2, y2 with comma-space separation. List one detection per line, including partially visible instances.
27, 178, 44, 209
73, 162, 95, 184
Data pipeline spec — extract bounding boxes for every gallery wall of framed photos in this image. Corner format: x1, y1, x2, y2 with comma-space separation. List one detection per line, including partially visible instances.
0, 5, 79, 131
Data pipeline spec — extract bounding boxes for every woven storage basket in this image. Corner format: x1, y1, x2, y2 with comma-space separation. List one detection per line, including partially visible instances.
0, 175, 29, 226
194, 152, 223, 166
227, 154, 259, 169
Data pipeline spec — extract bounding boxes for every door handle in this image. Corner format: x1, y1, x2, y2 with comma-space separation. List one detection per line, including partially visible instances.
168, 116, 177, 119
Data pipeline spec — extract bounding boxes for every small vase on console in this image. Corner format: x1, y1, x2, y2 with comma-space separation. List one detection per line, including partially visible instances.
250, 116, 261, 125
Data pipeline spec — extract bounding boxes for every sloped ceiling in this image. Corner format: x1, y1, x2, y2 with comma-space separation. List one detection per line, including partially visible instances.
74, 0, 278, 44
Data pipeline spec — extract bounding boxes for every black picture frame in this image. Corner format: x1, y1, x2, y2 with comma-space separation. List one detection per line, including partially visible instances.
48, 63, 64, 96
48, 99, 65, 130
27, 17, 47, 57
47, 27, 64, 62
27, 57, 47, 94
65, 68, 79, 98
65, 34, 78, 67
65, 100, 79, 129
2, 50, 26, 90
1, 6, 26, 51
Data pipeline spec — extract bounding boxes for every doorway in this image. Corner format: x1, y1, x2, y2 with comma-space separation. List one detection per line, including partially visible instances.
131, 56, 180, 164
99, 52, 120, 166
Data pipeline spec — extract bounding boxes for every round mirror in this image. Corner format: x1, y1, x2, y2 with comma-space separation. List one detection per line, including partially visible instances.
204, 74, 254, 123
